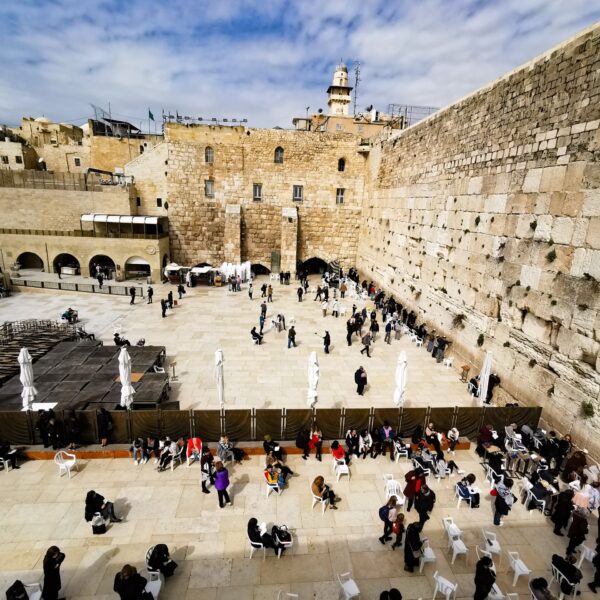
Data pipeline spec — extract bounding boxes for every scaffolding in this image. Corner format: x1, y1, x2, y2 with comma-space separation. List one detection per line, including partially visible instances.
387, 104, 439, 129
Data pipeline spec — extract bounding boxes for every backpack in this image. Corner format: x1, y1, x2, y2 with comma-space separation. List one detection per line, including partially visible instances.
378, 505, 390, 522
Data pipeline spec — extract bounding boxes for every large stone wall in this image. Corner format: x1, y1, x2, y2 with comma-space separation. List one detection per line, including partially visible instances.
358, 25, 600, 452
90, 135, 163, 173
166, 124, 365, 268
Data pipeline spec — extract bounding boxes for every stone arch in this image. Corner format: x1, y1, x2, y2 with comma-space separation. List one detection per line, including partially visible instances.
89, 254, 116, 275
251, 263, 271, 276
17, 251, 44, 271
300, 256, 328, 275
124, 255, 151, 279
53, 252, 80, 274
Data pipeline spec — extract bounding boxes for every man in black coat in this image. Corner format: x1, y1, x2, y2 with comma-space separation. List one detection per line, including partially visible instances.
355, 367, 367, 395
414, 484, 436, 524
129, 286, 135, 305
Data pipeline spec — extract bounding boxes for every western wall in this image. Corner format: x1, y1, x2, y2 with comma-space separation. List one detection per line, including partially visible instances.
357, 25, 600, 452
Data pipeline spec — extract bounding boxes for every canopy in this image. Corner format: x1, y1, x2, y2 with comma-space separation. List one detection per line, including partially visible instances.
478, 351, 493, 405
219, 261, 251, 281
18, 347, 37, 411
307, 351, 319, 408
81, 214, 159, 224
191, 266, 216, 275
215, 349, 225, 409
392, 351, 407, 407
118, 347, 136, 409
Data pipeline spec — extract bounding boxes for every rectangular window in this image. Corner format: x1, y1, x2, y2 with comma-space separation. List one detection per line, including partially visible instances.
293, 185, 303, 202
1, 156, 8, 164
336, 188, 345, 204
15, 156, 23, 164
74, 157, 81, 167
136, 197, 141, 207
205, 179, 215, 198
253, 183, 262, 201
156, 198, 162, 207
335, 123, 343, 131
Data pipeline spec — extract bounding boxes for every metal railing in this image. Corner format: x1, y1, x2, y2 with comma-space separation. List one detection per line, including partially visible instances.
0, 228, 168, 240
9, 278, 145, 297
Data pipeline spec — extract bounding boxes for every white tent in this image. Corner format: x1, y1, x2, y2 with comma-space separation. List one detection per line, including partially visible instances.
307, 351, 319, 408
18, 348, 37, 411
215, 349, 225, 409
392, 351, 408, 407
118, 347, 136, 409
478, 351, 493, 405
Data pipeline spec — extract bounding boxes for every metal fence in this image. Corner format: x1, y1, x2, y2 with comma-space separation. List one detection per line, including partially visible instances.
0, 405, 542, 446
9, 278, 145, 297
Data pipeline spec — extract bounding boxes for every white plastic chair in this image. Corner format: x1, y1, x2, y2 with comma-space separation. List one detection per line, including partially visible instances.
266, 478, 282, 498
449, 537, 468, 564
338, 572, 360, 599
482, 530, 502, 567
340, 305, 347, 317
508, 551, 531, 587
0, 454, 15, 473
526, 488, 546, 515
249, 538, 266, 560
275, 528, 293, 559
419, 539, 437, 573
54, 450, 78, 478
23, 583, 42, 600
442, 517, 463, 543
394, 442, 409, 463
142, 570, 163, 599
416, 337, 424, 348
455, 484, 474, 509
385, 479, 403, 503
153, 365, 166, 374
444, 357, 454, 368
334, 458, 350, 481
311, 486, 329, 514
551, 563, 579, 599
432, 570, 458, 600
488, 583, 504, 600
576, 544, 597, 568
170, 445, 185, 471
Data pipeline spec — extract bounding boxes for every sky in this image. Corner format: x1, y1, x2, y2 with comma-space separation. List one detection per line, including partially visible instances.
0, 0, 598, 130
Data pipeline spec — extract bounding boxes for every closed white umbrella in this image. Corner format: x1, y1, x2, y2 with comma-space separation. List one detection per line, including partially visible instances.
18, 347, 37, 411
215, 349, 225, 409
118, 347, 135, 409
307, 351, 319, 408
478, 351, 493, 405
393, 350, 408, 407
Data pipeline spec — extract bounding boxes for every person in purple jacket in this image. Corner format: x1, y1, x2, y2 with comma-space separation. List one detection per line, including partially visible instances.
214, 461, 232, 508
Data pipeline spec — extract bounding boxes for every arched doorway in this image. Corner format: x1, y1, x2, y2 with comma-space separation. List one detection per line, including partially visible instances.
300, 257, 328, 275
125, 256, 151, 279
89, 255, 116, 278
16, 252, 44, 271
53, 253, 80, 275
251, 263, 271, 276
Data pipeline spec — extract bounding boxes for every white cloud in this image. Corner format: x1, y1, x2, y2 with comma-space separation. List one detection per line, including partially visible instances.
0, 0, 597, 129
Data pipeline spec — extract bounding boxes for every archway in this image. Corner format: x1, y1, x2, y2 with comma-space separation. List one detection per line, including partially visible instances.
89, 255, 116, 277
16, 252, 44, 271
53, 253, 80, 275
125, 256, 151, 279
300, 257, 328, 275
251, 263, 271, 276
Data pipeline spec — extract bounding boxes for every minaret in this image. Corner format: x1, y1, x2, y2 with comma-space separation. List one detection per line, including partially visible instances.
327, 62, 353, 116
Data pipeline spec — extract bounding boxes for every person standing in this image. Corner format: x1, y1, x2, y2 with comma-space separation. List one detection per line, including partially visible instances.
566, 509, 589, 555
248, 283, 253, 300
167, 290, 173, 309
404, 522, 424, 572
214, 461, 232, 508
323, 331, 331, 354
97, 273, 104, 289
551, 488, 574, 535
414, 483, 436, 524
129, 286, 136, 305
384, 320, 392, 344
288, 326, 296, 349
147, 286, 154, 304
403, 467, 426, 512
296, 428, 310, 460
259, 313, 265, 335
267, 285, 273, 302
161, 298, 167, 318
493, 478, 515, 526
360, 332, 372, 357
314, 285, 322, 301
42, 546, 65, 600
340, 281, 347, 298
260, 283, 267, 297
587, 541, 600, 593
260, 301, 267, 319
379, 496, 398, 544
56, 262, 62, 279
297, 286, 303, 302
474, 556, 496, 600
332, 299, 340, 318
177, 283, 185, 300
321, 299, 328, 317
354, 366, 367, 395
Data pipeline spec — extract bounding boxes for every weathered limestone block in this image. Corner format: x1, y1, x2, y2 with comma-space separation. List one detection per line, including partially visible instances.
223, 204, 241, 264
280, 207, 297, 274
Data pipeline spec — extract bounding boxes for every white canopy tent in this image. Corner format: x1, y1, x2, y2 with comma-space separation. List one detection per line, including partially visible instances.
219, 261, 251, 281
392, 351, 408, 407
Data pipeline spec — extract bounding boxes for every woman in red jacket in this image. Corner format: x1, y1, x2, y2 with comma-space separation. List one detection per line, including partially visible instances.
403, 466, 426, 512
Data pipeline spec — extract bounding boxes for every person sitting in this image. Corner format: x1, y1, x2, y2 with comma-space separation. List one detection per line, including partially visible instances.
331, 440, 350, 465
312, 475, 339, 509
411, 424, 424, 445
0, 440, 19, 470
265, 451, 294, 482
380, 421, 396, 460
113, 564, 147, 600
201, 446, 215, 494
187, 437, 202, 465
62, 307, 78, 324
370, 426, 382, 458
551, 554, 582, 596
447, 427, 460, 453
250, 327, 263, 345
85, 490, 121, 523
157, 437, 177, 471
424, 422, 443, 458
113, 333, 131, 347
147, 543, 178, 577
263, 435, 283, 461
526, 479, 551, 512
146, 436, 160, 463
77, 327, 95, 340
131, 437, 148, 465
530, 577, 558, 600
435, 452, 462, 478
345, 429, 360, 458
264, 464, 285, 490
413, 445, 436, 473
217, 436, 235, 463
359, 429, 374, 459
457, 473, 480, 507
247, 518, 286, 556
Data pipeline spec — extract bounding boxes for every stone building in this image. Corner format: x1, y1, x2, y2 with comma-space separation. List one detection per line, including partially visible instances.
0, 24, 598, 452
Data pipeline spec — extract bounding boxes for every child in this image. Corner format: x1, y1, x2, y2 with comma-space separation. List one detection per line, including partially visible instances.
391, 512, 405, 549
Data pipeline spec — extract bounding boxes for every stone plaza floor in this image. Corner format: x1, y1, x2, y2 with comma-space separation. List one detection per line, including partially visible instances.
1, 275, 480, 410
0, 448, 597, 599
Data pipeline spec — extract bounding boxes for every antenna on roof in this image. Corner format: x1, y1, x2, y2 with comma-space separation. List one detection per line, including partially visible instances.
353, 61, 361, 117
